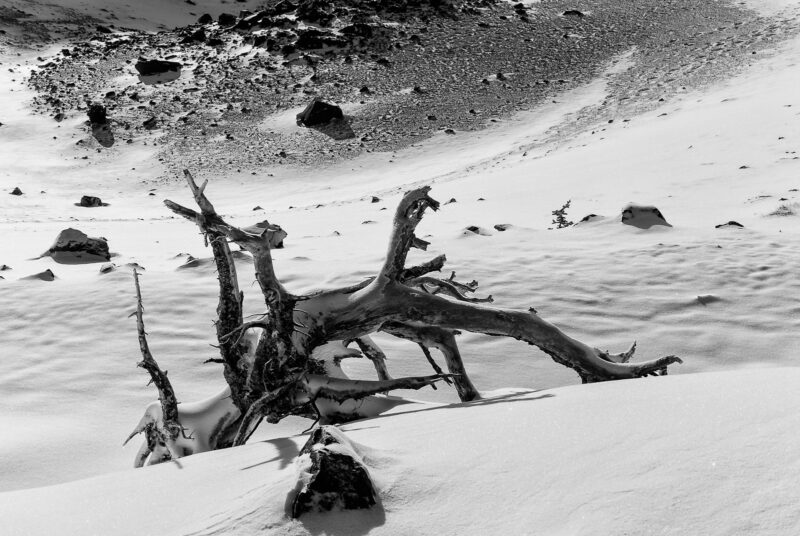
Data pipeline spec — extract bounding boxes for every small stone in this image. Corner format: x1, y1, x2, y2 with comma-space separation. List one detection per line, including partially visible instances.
22, 269, 56, 282
10, 187, 23, 196
371, 196, 380, 203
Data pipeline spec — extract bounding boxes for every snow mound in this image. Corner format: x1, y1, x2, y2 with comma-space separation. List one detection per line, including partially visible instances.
1, 368, 799, 535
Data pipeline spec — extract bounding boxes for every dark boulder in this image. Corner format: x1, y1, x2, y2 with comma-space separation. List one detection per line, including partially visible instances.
218, 12, 237, 26
135, 58, 182, 77
78, 195, 105, 207
295, 28, 347, 50
87, 103, 114, 146
290, 426, 377, 518
181, 27, 206, 44
87, 103, 108, 125
715, 221, 744, 229
198, 13, 213, 24
42, 228, 110, 264
621, 204, 671, 229
296, 0, 335, 26
562, 9, 585, 17
296, 99, 344, 127
9, 187, 23, 196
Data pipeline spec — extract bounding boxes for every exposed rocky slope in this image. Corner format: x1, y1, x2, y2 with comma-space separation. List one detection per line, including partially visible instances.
6, 0, 799, 181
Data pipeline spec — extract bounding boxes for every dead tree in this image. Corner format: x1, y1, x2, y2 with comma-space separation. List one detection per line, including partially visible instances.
127, 170, 681, 464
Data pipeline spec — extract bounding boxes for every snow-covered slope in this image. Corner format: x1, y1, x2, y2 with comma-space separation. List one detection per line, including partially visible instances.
2, 368, 799, 536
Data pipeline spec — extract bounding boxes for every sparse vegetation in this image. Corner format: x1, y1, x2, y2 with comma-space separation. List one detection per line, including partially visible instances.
551, 200, 574, 229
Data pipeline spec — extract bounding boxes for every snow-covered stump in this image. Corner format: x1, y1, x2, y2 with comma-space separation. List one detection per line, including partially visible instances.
289, 426, 377, 518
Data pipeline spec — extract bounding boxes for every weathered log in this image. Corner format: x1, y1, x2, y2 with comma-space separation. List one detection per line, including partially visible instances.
135, 174, 682, 467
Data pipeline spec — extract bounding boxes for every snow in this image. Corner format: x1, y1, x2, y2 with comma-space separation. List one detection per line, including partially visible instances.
2, 0, 800, 533
2, 368, 800, 535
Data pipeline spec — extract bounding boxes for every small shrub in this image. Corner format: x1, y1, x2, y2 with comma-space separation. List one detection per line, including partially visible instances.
551, 200, 574, 229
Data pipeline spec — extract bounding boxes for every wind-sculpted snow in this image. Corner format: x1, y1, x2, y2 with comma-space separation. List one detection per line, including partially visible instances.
1, 0, 800, 533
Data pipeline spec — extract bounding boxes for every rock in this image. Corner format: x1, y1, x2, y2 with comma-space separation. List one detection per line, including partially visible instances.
464, 226, 492, 236
575, 214, 608, 226
135, 58, 182, 84
43, 228, 110, 264
77, 195, 105, 207
562, 9, 585, 17
697, 294, 722, 306
296, 98, 344, 127
371, 196, 380, 203
22, 269, 56, 282
143, 116, 158, 130
0, 264, 11, 271
87, 103, 107, 124
181, 27, 206, 44
135, 58, 182, 76
198, 13, 213, 24
289, 426, 377, 518
493, 224, 511, 231
620, 204, 671, 229
218, 13, 237, 26
9, 187, 23, 196
296, 0, 335, 26
99, 263, 116, 274
295, 28, 346, 50
715, 221, 744, 229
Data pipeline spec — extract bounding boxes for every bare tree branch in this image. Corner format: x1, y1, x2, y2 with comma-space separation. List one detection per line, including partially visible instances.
352, 336, 392, 381
380, 186, 440, 281
131, 270, 181, 438
382, 322, 479, 401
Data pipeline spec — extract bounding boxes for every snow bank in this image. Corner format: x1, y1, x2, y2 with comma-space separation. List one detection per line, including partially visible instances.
2, 368, 799, 536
